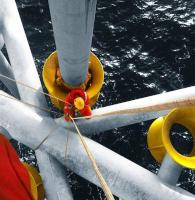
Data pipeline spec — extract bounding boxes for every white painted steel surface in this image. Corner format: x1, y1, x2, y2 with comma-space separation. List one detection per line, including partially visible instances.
36, 150, 74, 200
0, 92, 194, 200
0, 52, 20, 98
48, 0, 97, 86
0, 0, 48, 111
0, 0, 73, 199
158, 154, 183, 186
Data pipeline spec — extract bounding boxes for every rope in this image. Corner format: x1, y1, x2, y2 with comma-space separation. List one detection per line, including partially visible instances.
70, 116, 115, 200
0, 93, 63, 151
0, 74, 71, 105
72, 96, 195, 120
34, 124, 59, 151
0, 73, 91, 121
0, 93, 62, 116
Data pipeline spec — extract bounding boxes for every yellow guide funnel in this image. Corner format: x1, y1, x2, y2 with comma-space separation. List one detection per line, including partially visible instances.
23, 163, 45, 200
42, 51, 104, 110
147, 107, 195, 169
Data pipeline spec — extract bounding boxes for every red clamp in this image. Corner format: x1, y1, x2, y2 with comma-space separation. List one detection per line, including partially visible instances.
64, 88, 92, 121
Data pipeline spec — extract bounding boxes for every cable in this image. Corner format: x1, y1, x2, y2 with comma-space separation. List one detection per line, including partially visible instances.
71, 116, 115, 200
0, 74, 71, 105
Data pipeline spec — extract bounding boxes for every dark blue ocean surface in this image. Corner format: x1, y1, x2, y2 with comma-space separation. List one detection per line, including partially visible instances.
4, 0, 195, 199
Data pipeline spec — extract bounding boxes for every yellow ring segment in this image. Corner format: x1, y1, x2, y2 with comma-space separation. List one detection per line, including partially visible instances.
42, 51, 104, 110
147, 107, 195, 169
23, 163, 45, 200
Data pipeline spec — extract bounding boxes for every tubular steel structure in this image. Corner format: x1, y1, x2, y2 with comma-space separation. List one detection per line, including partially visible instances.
48, 0, 97, 86
0, 0, 73, 199
0, 0, 194, 200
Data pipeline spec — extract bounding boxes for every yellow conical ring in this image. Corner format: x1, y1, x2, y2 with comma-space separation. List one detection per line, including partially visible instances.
23, 163, 45, 200
147, 107, 195, 169
42, 51, 104, 110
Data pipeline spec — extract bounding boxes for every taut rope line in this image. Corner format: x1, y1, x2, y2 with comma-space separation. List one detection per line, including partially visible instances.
73, 96, 195, 120
34, 124, 59, 151
0, 93, 61, 116
70, 116, 115, 200
0, 74, 71, 106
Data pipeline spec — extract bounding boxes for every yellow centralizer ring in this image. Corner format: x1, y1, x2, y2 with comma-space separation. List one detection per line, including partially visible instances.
42, 51, 104, 110
23, 163, 45, 200
147, 107, 195, 169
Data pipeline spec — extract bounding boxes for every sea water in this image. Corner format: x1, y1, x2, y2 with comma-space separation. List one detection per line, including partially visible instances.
1, 0, 195, 199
